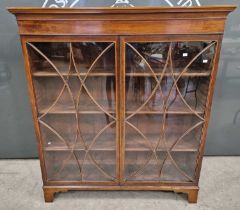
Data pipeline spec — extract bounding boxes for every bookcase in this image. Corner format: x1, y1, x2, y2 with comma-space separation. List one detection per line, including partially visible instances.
9, 6, 236, 203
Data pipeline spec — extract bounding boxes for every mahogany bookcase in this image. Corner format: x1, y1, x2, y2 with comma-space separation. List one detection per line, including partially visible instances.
9, 6, 236, 203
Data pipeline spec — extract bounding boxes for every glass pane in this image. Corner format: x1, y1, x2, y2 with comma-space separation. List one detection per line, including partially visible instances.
172, 41, 216, 73
124, 41, 216, 182
27, 42, 117, 182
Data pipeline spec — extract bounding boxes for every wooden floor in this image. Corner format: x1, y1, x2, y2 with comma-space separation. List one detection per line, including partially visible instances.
0, 157, 240, 210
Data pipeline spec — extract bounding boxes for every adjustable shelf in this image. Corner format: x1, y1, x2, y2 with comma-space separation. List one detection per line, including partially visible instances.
125, 71, 211, 77
44, 140, 198, 153
32, 71, 115, 77
32, 70, 211, 78
37, 104, 204, 115
38, 103, 116, 115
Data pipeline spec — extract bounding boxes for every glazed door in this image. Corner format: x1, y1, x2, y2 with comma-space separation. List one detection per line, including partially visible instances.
25, 37, 119, 184
120, 36, 218, 184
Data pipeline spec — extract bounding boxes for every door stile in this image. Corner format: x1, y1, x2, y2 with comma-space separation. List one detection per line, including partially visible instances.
115, 36, 121, 183
194, 35, 224, 183
20, 36, 48, 185
119, 37, 126, 184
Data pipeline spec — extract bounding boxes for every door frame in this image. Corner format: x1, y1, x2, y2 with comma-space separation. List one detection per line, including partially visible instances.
21, 35, 121, 186
119, 34, 222, 186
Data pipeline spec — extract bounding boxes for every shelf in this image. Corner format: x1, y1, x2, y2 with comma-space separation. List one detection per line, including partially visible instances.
37, 101, 204, 115
125, 71, 211, 77
125, 99, 205, 115
32, 70, 115, 77
124, 133, 199, 152
126, 110, 204, 115
125, 66, 211, 77
43, 133, 198, 152
45, 155, 196, 167
38, 102, 116, 115
39, 109, 203, 115
44, 147, 197, 152
31, 58, 115, 77
32, 70, 210, 78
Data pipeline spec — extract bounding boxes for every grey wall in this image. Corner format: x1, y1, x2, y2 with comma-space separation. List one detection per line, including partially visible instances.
0, 0, 239, 158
